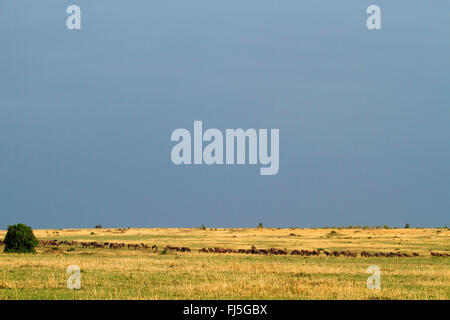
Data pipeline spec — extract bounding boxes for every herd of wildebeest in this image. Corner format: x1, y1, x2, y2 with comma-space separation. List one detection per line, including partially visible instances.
0, 239, 448, 257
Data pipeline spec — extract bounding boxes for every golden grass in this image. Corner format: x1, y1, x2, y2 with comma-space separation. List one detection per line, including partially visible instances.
0, 227, 448, 300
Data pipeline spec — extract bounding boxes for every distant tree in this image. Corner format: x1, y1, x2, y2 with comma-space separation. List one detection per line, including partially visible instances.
383, 225, 390, 229
95, 224, 102, 229
257, 222, 264, 229
4, 223, 38, 253
405, 223, 410, 229
200, 224, 206, 230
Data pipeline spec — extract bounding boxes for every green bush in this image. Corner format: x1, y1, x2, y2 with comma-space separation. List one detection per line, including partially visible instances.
3, 223, 38, 253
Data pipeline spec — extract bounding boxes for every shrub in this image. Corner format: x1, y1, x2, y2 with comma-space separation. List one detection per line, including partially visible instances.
200, 224, 206, 230
327, 230, 339, 237
383, 225, 390, 229
3, 223, 38, 253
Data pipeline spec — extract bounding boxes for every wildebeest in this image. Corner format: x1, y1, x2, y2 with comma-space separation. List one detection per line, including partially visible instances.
431, 252, 449, 257
26, 237, 429, 259
165, 245, 182, 252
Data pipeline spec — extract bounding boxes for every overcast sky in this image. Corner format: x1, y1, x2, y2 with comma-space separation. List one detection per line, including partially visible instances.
1, 1, 449, 229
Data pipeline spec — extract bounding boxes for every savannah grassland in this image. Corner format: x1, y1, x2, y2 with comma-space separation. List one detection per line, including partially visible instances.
0, 227, 448, 300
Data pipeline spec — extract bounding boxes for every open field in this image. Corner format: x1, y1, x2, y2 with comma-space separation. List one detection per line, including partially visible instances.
0, 227, 449, 299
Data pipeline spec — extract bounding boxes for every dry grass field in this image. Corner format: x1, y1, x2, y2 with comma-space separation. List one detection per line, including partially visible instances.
0, 227, 448, 300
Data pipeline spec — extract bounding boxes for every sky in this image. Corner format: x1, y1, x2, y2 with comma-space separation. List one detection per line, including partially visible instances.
0, 1, 449, 229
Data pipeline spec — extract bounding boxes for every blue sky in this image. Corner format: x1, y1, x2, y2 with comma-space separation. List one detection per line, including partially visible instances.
1, 1, 449, 229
